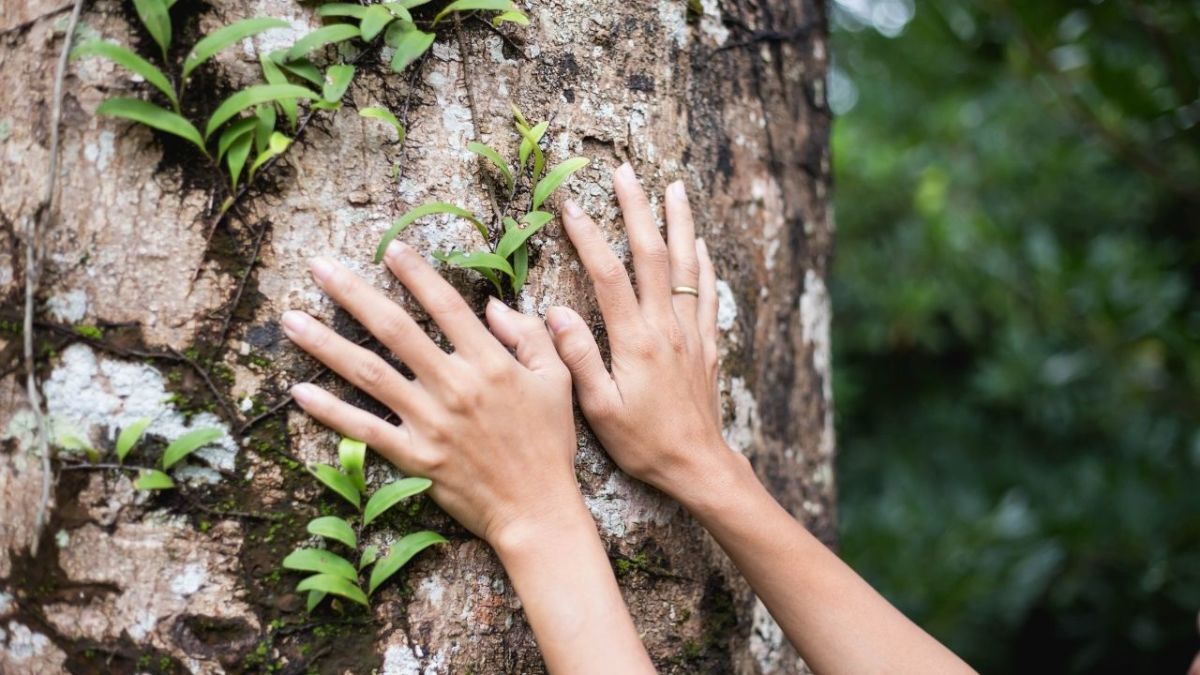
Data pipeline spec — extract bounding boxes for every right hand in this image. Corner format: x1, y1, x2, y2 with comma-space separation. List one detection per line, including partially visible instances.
545, 163, 744, 502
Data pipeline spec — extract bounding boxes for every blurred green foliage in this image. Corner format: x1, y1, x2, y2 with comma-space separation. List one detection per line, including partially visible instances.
831, 1, 1200, 672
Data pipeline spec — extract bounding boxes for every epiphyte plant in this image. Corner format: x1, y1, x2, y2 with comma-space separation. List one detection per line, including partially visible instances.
72, 0, 529, 209
284, 437, 445, 609
63, 417, 226, 490
374, 104, 590, 295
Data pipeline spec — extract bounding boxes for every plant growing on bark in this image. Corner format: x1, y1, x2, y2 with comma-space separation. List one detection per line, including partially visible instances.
67, 417, 226, 490
374, 105, 589, 294
283, 437, 445, 610
71, 0, 528, 210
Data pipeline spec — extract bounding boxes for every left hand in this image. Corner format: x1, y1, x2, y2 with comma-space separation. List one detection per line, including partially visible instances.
281, 241, 585, 551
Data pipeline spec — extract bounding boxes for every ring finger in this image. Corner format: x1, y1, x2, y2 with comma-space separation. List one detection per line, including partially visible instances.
665, 180, 701, 335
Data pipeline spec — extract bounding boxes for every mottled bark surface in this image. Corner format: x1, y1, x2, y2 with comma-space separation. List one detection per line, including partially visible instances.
0, 0, 832, 672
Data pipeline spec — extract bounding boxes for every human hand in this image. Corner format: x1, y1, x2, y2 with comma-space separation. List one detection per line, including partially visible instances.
545, 163, 743, 505
282, 242, 588, 553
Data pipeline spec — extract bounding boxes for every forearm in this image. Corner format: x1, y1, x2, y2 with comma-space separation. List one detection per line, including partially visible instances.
493, 500, 655, 675
678, 449, 975, 675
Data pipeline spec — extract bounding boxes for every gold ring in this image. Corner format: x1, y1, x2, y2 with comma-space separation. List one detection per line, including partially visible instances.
671, 286, 700, 297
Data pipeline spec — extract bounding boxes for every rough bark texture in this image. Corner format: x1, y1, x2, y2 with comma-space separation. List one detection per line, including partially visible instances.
0, 0, 832, 672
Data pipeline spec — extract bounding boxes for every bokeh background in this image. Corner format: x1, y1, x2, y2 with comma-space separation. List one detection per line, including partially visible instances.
829, 0, 1200, 672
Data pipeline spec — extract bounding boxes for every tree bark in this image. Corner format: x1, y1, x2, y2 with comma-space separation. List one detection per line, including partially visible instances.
0, 0, 833, 672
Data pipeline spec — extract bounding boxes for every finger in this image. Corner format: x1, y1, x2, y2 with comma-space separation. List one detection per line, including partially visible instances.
485, 297, 568, 380
613, 163, 671, 315
546, 306, 621, 414
665, 180, 700, 329
696, 238, 718, 367
308, 257, 447, 380
381, 240, 506, 359
282, 310, 430, 418
290, 383, 417, 473
561, 199, 642, 335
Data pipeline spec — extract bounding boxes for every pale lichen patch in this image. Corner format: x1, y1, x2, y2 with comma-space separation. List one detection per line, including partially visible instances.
800, 270, 835, 457
723, 376, 759, 454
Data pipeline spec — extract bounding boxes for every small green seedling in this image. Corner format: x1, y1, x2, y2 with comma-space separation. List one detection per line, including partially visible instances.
374, 105, 589, 294
284, 437, 445, 610
104, 418, 225, 490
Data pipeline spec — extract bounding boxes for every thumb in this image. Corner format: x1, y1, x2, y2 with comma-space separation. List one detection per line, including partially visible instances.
485, 297, 565, 378
546, 306, 620, 412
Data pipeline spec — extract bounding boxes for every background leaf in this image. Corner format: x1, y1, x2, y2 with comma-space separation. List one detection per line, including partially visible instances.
96, 98, 207, 153
374, 203, 485, 263
359, 5, 395, 41
283, 548, 359, 581
468, 142, 513, 191
306, 590, 326, 611
217, 118, 256, 162
309, 463, 360, 509
317, 3, 368, 19
516, 120, 548, 181
492, 10, 529, 27
306, 516, 357, 549
532, 157, 589, 210
359, 545, 379, 570
322, 64, 355, 103
71, 42, 177, 109
226, 131, 252, 190
388, 27, 435, 73
115, 417, 152, 463
259, 55, 299, 128
368, 531, 446, 594
359, 106, 405, 142
248, 131, 291, 176
286, 23, 362, 61
161, 427, 224, 470
183, 18, 290, 80
131, 0, 171, 60
134, 469, 175, 490
432, 0, 517, 25
254, 104, 276, 154
362, 477, 433, 527
496, 210, 552, 259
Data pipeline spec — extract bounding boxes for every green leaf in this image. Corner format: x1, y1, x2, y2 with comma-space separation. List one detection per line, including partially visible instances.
388, 27, 435, 73
496, 210, 552, 259
283, 548, 359, 581
286, 23, 362, 62
317, 3, 368, 19
381, 3, 414, 22
269, 50, 324, 87
492, 10, 529, 27
217, 117, 256, 162
433, 0, 518, 25
132, 0, 171, 60
134, 469, 175, 490
306, 590, 326, 611
161, 427, 224, 470
532, 157, 589, 211
254, 104, 276, 154
115, 417, 152, 463
359, 106, 405, 142
205, 84, 318, 138
307, 516, 357, 549
338, 437, 368, 493
362, 477, 433, 527
322, 64, 355, 103
359, 5, 395, 42
368, 531, 446, 594
296, 574, 368, 606
259, 55, 298, 128
374, 203, 485, 263
434, 250, 515, 277
183, 18, 290, 80
71, 41, 177, 109
512, 241, 529, 292
248, 131, 291, 177
359, 545, 380, 570
468, 142, 512, 191
96, 98, 206, 153
516, 120, 548, 180
309, 463, 360, 509
510, 102, 530, 128
226, 130, 253, 190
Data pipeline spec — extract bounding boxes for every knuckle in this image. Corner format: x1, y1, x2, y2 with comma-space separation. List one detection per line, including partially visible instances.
595, 260, 629, 288
375, 311, 413, 344
408, 447, 445, 475
354, 355, 389, 389
424, 289, 466, 318
674, 256, 701, 280
440, 379, 479, 412
480, 355, 512, 382
639, 243, 670, 268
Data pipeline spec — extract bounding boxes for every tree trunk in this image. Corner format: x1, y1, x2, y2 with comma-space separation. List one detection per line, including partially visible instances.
0, 0, 832, 672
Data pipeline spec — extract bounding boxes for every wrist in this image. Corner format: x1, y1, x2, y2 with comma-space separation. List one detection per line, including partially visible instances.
668, 442, 765, 522
489, 493, 598, 564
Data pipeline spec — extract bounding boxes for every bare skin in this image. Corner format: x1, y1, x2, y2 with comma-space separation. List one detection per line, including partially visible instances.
543, 163, 978, 675
281, 243, 653, 675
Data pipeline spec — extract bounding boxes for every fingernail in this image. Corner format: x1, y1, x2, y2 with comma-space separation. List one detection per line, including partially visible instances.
564, 200, 583, 218
546, 306, 574, 334
310, 257, 335, 283
385, 239, 407, 262
669, 180, 687, 200
616, 162, 635, 180
488, 296, 509, 312
291, 383, 315, 405
281, 310, 308, 337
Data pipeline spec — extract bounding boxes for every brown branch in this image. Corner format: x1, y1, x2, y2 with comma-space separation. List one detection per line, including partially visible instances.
215, 209, 269, 346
